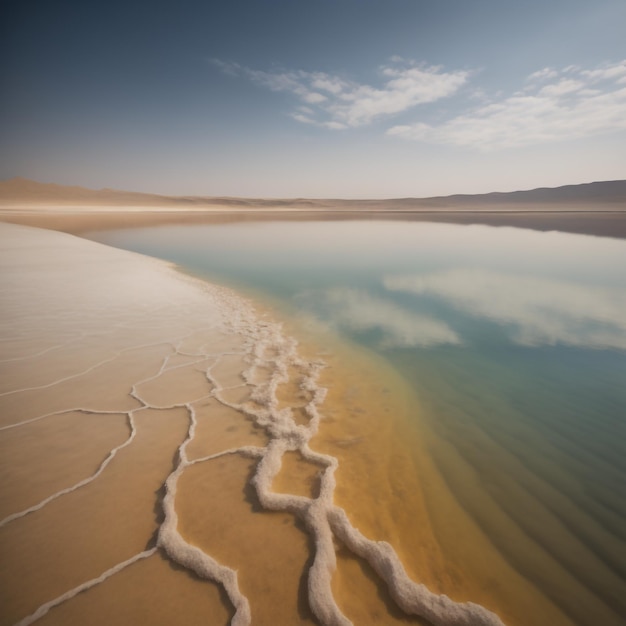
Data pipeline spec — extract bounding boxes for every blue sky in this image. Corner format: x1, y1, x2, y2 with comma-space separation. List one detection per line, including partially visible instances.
1, 0, 625, 198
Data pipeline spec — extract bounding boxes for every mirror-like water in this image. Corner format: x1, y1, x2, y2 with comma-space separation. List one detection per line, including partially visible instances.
89, 219, 626, 626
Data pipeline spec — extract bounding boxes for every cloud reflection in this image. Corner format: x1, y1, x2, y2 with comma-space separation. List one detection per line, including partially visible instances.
384, 270, 626, 350
297, 288, 460, 349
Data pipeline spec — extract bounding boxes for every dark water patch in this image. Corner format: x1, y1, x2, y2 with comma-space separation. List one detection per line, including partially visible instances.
429, 435, 624, 626
397, 351, 626, 582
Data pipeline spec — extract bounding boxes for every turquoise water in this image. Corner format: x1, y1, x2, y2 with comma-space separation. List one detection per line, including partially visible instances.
88, 219, 626, 625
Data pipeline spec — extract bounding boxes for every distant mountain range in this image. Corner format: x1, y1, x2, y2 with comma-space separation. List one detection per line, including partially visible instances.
1, 177, 625, 211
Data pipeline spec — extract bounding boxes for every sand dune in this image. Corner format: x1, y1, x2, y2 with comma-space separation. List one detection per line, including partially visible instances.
1, 177, 625, 212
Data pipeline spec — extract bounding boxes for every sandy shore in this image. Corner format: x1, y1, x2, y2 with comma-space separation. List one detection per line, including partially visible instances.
0, 221, 584, 626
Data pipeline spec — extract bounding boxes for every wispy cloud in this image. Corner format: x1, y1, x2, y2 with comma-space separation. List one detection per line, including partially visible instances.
212, 58, 468, 129
387, 60, 626, 149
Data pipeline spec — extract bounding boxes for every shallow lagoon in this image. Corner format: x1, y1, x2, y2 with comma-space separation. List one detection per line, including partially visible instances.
90, 219, 626, 625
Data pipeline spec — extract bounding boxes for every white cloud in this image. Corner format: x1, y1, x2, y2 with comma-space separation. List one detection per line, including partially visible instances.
291, 113, 315, 125
538, 79, 583, 97
384, 269, 626, 350
581, 63, 626, 81
298, 288, 460, 348
322, 121, 348, 130
310, 75, 345, 95
302, 92, 327, 104
527, 67, 559, 82
213, 58, 468, 129
387, 60, 626, 149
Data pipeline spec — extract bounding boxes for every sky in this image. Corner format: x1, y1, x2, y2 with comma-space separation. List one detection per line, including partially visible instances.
1, 0, 625, 198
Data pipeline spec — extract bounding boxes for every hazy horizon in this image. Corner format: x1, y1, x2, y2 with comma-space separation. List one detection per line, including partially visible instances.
2, 0, 625, 198
2, 174, 626, 202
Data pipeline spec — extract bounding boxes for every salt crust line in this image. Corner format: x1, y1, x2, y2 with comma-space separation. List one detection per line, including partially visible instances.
0, 411, 139, 529
0, 336, 201, 398
0, 408, 124, 433
0, 333, 218, 526
157, 400, 252, 626
5, 275, 506, 625
0, 333, 220, 431
3, 329, 250, 625
14, 548, 158, 626
0, 352, 122, 398
0, 336, 82, 363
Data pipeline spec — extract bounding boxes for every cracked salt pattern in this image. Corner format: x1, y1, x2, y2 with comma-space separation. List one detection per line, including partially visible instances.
0, 223, 504, 625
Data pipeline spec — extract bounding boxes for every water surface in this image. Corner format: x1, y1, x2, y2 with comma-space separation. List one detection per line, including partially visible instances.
90, 219, 626, 626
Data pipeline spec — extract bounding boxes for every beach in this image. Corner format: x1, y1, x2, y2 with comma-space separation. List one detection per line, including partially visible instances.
0, 222, 515, 626
1, 214, 624, 626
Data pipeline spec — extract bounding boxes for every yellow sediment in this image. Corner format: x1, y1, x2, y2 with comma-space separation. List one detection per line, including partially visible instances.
186, 396, 269, 461
176, 455, 318, 624
333, 546, 429, 625
272, 450, 323, 500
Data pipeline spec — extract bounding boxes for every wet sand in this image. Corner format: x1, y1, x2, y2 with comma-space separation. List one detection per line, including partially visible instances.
0, 218, 611, 626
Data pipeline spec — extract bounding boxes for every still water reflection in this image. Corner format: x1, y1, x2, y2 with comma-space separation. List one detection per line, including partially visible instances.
90, 221, 626, 350
90, 220, 626, 626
